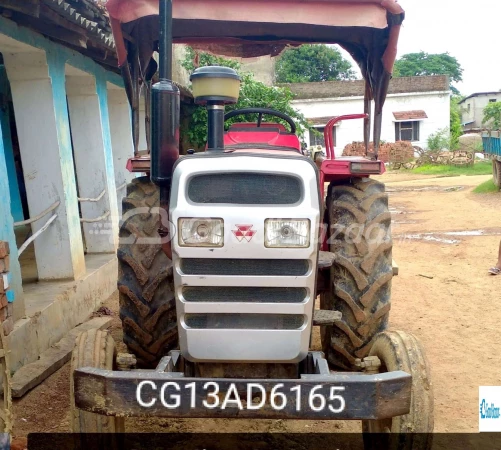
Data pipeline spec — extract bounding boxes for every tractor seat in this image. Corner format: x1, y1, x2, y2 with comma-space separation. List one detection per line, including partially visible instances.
224, 122, 301, 152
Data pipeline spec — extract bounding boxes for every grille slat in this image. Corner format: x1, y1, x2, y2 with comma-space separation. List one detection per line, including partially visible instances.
185, 314, 305, 330
180, 259, 309, 276
182, 287, 307, 303
188, 173, 302, 204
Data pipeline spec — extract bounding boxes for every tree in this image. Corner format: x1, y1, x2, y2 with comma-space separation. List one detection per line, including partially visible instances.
394, 52, 463, 94
450, 96, 462, 150
181, 47, 311, 149
275, 44, 356, 83
482, 101, 501, 130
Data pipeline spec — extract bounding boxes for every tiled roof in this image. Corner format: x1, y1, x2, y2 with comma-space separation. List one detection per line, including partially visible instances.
43, 0, 114, 50
393, 110, 428, 120
284, 75, 450, 100
0, 0, 116, 69
307, 116, 336, 126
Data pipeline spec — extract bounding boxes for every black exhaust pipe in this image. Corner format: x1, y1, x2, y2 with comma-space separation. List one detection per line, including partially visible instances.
207, 103, 225, 150
151, 0, 180, 187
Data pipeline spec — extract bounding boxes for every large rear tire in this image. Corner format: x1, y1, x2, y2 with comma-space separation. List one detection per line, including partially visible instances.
70, 329, 125, 432
118, 176, 178, 367
320, 178, 392, 370
362, 331, 434, 448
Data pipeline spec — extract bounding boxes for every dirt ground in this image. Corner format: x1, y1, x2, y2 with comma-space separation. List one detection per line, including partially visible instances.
11, 172, 501, 437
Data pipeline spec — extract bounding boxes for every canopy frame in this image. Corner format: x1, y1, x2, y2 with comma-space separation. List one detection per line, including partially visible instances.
106, 0, 405, 158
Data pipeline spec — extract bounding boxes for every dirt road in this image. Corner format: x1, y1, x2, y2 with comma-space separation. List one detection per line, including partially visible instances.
12, 172, 501, 436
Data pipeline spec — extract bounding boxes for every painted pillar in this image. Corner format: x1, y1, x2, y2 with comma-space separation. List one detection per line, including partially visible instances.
107, 83, 134, 216
3, 49, 86, 280
0, 105, 25, 321
0, 64, 23, 223
66, 70, 119, 252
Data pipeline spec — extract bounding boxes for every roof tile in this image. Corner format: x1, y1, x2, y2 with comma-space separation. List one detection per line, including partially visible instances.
393, 110, 428, 120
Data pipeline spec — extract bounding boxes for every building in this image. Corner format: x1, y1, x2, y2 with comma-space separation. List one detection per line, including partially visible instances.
286, 75, 450, 155
0, 1, 192, 375
459, 91, 501, 131
234, 55, 276, 86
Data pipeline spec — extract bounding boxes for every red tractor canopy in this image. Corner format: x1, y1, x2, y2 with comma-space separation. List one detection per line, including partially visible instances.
106, 0, 405, 155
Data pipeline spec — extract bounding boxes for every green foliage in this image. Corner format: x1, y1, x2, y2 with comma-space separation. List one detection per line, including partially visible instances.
412, 161, 492, 177
394, 52, 463, 94
275, 44, 356, 83
482, 101, 501, 130
182, 47, 240, 73
450, 96, 462, 150
473, 179, 499, 194
181, 47, 311, 149
427, 128, 451, 152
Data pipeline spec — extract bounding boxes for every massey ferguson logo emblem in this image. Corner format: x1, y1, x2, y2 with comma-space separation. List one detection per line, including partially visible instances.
232, 225, 256, 242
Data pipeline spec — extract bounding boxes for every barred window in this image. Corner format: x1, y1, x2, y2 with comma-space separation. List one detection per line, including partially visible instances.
395, 121, 420, 142
309, 126, 335, 147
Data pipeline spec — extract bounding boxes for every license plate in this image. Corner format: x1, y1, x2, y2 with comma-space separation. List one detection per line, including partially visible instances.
136, 380, 346, 413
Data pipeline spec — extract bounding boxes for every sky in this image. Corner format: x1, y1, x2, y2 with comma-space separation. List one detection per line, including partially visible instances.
341, 0, 501, 96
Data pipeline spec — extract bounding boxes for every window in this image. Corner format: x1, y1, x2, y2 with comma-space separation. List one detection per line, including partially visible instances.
309, 126, 335, 147
489, 99, 497, 103
395, 121, 420, 142
467, 104, 471, 112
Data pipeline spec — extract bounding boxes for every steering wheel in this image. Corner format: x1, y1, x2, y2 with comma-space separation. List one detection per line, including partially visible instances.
224, 107, 296, 134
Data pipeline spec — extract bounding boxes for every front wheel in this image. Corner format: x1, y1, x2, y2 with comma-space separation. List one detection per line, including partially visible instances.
70, 329, 125, 432
362, 331, 434, 449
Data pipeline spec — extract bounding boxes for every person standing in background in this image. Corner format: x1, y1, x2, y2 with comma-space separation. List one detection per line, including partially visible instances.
489, 240, 501, 275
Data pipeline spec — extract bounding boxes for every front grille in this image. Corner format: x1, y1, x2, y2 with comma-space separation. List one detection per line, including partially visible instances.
188, 173, 302, 204
182, 287, 307, 303
184, 314, 305, 330
180, 259, 309, 276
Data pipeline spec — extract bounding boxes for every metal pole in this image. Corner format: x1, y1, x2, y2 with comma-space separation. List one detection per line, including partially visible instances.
207, 103, 225, 150
159, 0, 173, 80
364, 80, 372, 156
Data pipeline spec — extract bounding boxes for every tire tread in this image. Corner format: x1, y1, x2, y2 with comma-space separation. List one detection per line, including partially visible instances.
118, 176, 178, 367
321, 177, 392, 370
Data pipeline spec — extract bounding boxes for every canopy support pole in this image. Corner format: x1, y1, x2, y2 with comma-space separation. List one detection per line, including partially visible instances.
364, 80, 372, 156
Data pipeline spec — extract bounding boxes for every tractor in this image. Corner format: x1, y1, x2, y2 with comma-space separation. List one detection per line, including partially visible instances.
70, 0, 434, 442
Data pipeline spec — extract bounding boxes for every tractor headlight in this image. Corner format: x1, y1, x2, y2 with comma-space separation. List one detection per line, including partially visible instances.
178, 218, 224, 247
264, 219, 310, 248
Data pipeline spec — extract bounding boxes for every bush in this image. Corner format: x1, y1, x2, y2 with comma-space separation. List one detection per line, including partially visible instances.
427, 127, 451, 151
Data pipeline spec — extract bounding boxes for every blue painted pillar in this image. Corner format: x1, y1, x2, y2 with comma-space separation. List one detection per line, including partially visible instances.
0, 109, 24, 314
3, 48, 86, 280
107, 84, 135, 217
96, 73, 119, 246
0, 64, 23, 223
66, 70, 119, 252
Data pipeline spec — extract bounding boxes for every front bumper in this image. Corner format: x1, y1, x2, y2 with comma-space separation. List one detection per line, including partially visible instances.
74, 352, 411, 420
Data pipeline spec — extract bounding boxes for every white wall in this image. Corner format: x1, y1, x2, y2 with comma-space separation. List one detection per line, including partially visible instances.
461, 93, 501, 129
294, 91, 450, 156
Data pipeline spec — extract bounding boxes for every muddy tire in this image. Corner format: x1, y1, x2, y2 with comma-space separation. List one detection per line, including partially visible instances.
118, 176, 178, 367
320, 178, 392, 370
362, 331, 434, 448
70, 329, 125, 432
493, 159, 501, 189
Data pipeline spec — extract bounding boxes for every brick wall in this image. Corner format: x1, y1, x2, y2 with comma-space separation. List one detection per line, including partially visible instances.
284, 75, 450, 100
342, 141, 414, 163
0, 242, 14, 336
